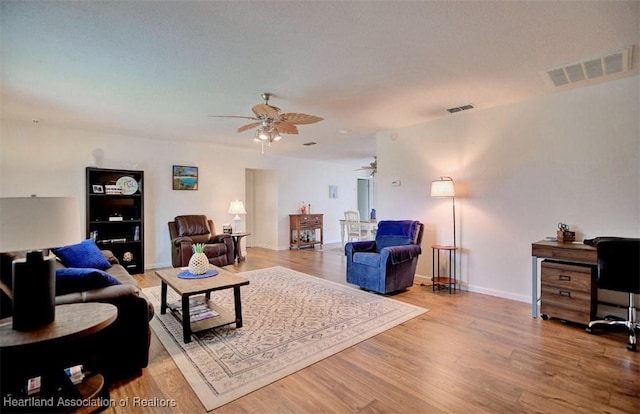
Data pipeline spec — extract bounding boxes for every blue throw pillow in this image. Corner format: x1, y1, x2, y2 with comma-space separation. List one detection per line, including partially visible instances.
52, 239, 112, 270
55, 267, 121, 295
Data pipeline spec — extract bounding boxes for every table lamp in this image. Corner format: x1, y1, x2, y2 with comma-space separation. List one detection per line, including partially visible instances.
430, 176, 456, 247
0, 197, 80, 330
228, 200, 247, 233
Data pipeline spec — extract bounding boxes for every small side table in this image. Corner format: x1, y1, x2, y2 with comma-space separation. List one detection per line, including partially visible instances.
431, 245, 458, 293
230, 232, 251, 263
0, 303, 117, 411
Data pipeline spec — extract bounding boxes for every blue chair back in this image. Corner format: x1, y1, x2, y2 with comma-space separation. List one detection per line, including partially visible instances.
375, 220, 421, 251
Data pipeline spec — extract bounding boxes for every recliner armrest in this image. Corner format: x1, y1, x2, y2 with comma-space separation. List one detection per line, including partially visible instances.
380, 244, 422, 265
210, 234, 231, 243
172, 236, 193, 246
345, 240, 377, 259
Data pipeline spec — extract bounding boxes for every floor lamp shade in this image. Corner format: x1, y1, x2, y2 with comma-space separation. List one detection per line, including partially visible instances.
430, 177, 456, 247
0, 197, 80, 330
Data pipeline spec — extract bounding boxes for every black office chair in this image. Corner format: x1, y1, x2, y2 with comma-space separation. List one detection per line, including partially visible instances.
585, 238, 640, 351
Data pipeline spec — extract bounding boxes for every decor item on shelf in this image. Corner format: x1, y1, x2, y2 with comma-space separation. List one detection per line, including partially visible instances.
431, 176, 456, 247
122, 251, 134, 263
223, 224, 232, 234
209, 93, 323, 154
228, 200, 247, 233
172, 165, 198, 190
0, 196, 80, 331
300, 202, 307, 214
188, 243, 208, 275
116, 176, 139, 195
104, 184, 122, 194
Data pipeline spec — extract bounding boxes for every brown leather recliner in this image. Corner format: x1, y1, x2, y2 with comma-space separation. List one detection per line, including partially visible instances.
168, 215, 234, 267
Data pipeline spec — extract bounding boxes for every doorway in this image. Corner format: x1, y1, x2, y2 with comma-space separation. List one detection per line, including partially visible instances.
357, 178, 375, 220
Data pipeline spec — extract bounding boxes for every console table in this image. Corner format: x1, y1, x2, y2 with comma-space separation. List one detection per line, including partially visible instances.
289, 214, 323, 249
531, 240, 597, 320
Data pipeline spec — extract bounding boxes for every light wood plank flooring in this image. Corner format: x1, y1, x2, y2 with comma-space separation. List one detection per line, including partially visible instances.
106, 244, 639, 413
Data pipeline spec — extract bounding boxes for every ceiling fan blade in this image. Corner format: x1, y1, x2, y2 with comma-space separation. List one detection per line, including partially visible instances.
252, 104, 280, 119
273, 121, 299, 134
209, 115, 258, 120
281, 113, 323, 125
237, 122, 261, 133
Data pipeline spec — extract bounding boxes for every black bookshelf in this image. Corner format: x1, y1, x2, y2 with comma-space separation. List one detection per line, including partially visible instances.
86, 167, 144, 273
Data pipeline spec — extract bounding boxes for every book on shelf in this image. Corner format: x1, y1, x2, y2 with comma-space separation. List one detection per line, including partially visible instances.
26, 364, 84, 396
170, 298, 219, 322
64, 364, 85, 385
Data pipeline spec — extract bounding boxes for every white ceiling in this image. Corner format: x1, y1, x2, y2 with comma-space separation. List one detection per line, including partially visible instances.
1, 1, 638, 166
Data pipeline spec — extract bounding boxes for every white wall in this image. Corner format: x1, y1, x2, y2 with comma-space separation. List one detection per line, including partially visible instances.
0, 121, 360, 267
376, 75, 640, 302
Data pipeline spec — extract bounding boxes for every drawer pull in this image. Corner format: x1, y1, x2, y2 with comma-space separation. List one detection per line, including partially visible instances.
559, 275, 571, 281
559, 290, 571, 297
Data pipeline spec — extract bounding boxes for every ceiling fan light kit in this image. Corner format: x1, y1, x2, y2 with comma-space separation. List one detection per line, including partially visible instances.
211, 93, 323, 153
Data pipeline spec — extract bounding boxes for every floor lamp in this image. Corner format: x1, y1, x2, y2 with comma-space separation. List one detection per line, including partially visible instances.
430, 177, 456, 247
0, 197, 80, 330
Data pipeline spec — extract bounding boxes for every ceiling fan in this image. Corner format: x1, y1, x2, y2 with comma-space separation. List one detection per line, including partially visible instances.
355, 156, 377, 177
210, 93, 323, 149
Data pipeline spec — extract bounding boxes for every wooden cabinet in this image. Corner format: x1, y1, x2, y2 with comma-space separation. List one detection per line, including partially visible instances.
540, 260, 596, 325
86, 167, 144, 273
289, 214, 323, 250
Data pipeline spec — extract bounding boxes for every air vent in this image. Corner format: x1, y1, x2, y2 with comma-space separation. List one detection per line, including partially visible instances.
447, 104, 474, 114
545, 46, 633, 87
303, 142, 317, 146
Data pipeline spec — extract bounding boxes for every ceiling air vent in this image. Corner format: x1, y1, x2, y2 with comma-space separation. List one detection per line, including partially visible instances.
545, 46, 633, 87
446, 104, 474, 114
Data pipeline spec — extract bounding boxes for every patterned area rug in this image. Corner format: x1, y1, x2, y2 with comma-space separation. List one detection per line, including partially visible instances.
144, 266, 427, 411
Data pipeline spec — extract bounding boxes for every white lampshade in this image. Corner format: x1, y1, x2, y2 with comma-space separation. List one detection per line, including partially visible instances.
0, 197, 81, 252
430, 177, 455, 198
228, 200, 247, 215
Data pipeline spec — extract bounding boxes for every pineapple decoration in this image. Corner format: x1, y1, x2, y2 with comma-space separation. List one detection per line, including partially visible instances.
188, 243, 208, 275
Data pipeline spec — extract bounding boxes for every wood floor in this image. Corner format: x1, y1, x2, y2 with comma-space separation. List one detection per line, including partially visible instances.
107, 244, 639, 414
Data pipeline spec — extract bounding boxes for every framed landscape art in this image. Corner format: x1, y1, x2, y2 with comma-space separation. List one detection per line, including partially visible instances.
173, 165, 198, 190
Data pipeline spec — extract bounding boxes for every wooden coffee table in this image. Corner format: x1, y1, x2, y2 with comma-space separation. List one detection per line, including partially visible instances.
155, 266, 249, 343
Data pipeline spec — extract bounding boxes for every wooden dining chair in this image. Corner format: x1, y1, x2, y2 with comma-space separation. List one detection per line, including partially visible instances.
344, 210, 368, 242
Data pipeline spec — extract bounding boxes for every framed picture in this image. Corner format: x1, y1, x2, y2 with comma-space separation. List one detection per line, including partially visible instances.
329, 185, 338, 199
92, 184, 104, 194
173, 165, 198, 190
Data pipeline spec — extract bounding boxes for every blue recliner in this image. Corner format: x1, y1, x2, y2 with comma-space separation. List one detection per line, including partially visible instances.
345, 220, 424, 294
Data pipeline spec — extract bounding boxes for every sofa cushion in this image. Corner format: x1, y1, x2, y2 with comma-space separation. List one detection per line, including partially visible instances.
175, 215, 211, 237
52, 239, 112, 270
55, 267, 122, 295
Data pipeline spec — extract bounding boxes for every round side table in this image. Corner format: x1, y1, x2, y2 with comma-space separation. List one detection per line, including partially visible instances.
0, 302, 117, 412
